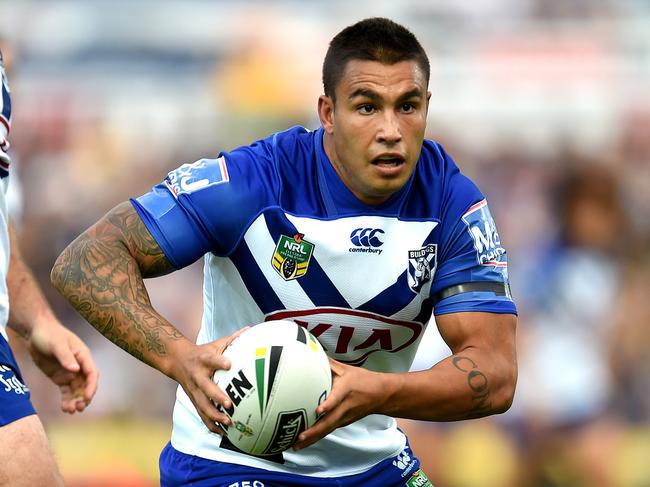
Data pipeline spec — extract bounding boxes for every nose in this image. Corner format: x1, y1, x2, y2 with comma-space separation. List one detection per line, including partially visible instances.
376, 110, 402, 145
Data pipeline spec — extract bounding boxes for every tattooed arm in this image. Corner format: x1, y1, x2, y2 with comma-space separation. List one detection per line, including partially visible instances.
421, 311, 518, 420
294, 311, 517, 450
51, 201, 243, 432
51, 202, 180, 366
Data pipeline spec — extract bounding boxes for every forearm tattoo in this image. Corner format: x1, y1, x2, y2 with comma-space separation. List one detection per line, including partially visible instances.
51, 202, 183, 365
452, 355, 492, 418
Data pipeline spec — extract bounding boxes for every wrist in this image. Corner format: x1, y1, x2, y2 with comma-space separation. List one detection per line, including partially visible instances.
372, 370, 403, 416
160, 337, 194, 381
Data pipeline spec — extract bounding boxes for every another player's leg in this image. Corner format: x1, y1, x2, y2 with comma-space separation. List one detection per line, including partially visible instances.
0, 415, 65, 487
1, 336, 65, 487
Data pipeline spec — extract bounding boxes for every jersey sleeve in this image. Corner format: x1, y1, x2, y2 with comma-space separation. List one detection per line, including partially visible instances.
431, 145, 517, 316
132, 138, 279, 269
1, 54, 12, 174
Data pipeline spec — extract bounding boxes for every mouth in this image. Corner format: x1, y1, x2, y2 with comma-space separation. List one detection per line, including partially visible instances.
371, 154, 406, 168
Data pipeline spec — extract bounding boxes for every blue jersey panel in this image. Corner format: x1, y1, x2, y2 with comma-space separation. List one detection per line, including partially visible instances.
0, 335, 36, 426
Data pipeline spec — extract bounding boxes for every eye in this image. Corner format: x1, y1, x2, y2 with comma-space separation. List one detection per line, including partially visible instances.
358, 104, 375, 115
401, 102, 416, 113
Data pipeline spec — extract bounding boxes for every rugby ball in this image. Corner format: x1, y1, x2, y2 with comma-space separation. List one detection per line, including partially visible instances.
213, 320, 331, 456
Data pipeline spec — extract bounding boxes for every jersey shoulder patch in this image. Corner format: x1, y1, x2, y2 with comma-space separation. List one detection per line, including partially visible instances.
164, 157, 229, 197
461, 199, 507, 267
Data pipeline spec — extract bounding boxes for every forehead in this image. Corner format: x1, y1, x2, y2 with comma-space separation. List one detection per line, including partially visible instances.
336, 59, 427, 99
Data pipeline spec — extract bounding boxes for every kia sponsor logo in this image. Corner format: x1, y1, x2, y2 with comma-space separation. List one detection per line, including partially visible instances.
266, 308, 423, 366
349, 228, 384, 255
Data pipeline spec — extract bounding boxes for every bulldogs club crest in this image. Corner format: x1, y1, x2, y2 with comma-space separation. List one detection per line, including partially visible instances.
407, 244, 437, 293
272, 233, 314, 280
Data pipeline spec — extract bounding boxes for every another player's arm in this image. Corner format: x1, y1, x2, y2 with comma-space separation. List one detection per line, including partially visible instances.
50, 201, 238, 431
7, 220, 98, 413
294, 311, 516, 450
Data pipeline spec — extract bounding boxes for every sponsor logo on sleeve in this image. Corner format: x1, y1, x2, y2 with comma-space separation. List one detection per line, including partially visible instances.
272, 233, 314, 280
164, 156, 229, 197
462, 199, 507, 268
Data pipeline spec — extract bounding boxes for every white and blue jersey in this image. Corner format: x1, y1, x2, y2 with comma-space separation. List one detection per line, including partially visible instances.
0, 51, 36, 427
1, 51, 14, 339
0, 49, 11, 179
133, 126, 516, 479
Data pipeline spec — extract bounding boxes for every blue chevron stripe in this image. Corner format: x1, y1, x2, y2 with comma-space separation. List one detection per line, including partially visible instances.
264, 210, 350, 309
229, 241, 285, 315
356, 270, 427, 322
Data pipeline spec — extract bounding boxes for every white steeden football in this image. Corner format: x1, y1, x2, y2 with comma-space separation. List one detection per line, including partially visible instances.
213, 320, 332, 456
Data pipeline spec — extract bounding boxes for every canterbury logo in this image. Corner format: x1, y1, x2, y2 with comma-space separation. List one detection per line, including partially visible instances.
393, 450, 412, 470
350, 228, 384, 248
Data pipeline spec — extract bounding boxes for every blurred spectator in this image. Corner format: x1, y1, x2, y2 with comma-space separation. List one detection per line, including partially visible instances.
513, 164, 631, 486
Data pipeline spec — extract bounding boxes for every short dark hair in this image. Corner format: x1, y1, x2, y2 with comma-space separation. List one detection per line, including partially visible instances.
322, 18, 430, 100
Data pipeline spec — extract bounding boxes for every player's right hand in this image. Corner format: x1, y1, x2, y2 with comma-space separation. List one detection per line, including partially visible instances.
170, 327, 250, 434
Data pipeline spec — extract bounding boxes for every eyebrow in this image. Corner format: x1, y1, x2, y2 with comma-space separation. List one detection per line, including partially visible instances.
398, 88, 424, 101
349, 88, 381, 101
348, 87, 424, 102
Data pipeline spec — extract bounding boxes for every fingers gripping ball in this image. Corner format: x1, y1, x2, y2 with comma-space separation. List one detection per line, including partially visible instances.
213, 320, 332, 455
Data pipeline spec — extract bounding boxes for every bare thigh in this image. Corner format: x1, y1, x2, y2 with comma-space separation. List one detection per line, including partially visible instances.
0, 414, 65, 487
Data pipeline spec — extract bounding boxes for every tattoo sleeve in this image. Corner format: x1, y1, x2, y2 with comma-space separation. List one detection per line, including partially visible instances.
51, 201, 185, 368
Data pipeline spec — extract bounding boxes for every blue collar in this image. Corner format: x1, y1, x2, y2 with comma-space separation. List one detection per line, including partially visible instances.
313, 127, 413, 217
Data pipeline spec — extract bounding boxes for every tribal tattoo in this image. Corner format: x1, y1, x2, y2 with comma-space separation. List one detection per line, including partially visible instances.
51, 202, 183, 365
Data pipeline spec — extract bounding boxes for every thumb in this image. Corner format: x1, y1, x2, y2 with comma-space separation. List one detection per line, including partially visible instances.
51, 339, 81, 372
38, 334, 81, 372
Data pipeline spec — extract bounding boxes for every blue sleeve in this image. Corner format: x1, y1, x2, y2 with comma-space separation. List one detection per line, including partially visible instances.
133, 137, 279, 269
431, 145, 517, 316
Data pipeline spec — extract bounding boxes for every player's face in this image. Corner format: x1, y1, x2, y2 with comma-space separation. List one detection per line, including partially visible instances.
319, 59, 430, 206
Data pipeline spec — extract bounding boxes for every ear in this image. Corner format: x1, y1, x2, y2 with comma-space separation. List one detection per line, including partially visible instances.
425, 90, 432, 115
318, 95, 335, 134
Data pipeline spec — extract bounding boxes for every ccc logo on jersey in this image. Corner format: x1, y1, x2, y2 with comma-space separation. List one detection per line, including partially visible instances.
350, 228, 384, 248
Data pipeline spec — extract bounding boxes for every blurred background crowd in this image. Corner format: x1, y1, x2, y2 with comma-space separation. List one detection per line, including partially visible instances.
1, 1, 649, 486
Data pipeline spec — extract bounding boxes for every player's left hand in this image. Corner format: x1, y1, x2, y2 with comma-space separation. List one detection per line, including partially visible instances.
27, 321, 99, 414
292, 358, 388, 451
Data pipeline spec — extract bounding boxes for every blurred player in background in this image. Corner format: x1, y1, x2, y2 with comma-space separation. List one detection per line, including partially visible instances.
51, 18, 517, 486
0, 49, 98, 487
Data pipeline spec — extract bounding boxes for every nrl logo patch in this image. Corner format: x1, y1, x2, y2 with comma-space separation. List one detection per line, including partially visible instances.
272, 233, 314, 280
407, 244, 437, 293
